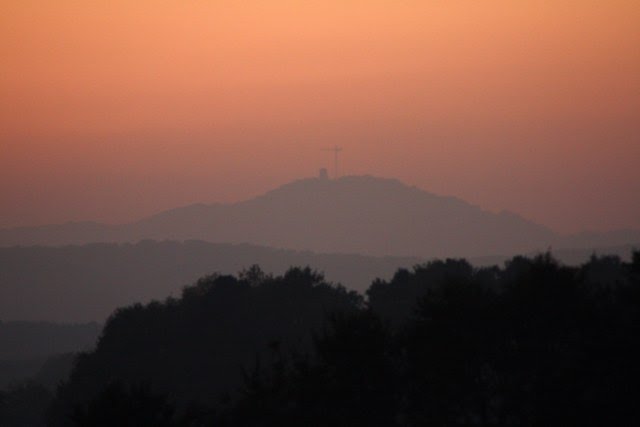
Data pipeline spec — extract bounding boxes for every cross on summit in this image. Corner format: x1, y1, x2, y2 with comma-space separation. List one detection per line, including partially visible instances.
322, 146, 342, 179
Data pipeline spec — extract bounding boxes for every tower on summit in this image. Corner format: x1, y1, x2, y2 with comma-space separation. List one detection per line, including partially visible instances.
322, 146, 342, 179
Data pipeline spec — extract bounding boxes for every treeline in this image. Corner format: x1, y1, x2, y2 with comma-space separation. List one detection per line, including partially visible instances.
2, 252, 639, 426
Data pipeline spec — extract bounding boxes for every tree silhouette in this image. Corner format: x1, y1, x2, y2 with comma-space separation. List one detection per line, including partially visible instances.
0, 382, 52, 427
34, 251, 640, 426
70, 382, 176, 427
47, 266, 361, 426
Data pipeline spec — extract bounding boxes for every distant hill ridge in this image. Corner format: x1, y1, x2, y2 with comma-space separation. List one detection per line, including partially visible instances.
1, 175, 638, 258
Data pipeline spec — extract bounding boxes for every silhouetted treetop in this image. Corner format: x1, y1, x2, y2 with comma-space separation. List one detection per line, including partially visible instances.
47, 266, 361, 426
41, 251, 640, 426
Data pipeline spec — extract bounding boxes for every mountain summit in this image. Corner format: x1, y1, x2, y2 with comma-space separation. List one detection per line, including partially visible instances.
0, 175, 566, 257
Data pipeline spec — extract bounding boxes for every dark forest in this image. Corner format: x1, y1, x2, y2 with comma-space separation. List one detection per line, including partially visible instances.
2, 252, 639, 426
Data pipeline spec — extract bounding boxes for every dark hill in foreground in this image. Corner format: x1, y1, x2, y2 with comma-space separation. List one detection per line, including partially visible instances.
48, 267, 363, 426
39, 253, 640, 427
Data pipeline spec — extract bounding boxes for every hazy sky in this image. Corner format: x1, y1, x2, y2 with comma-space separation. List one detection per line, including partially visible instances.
1, 1, 639, 233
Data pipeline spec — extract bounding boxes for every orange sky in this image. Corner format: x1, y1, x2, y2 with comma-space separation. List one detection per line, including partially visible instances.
1, 1, 639, 233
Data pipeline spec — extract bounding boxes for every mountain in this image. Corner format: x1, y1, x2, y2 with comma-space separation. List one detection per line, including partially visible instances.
0, 176, 544, 257
1, 175, 638, 257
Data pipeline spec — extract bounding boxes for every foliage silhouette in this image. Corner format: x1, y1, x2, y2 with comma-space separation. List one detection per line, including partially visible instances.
219, 252, 640, 426
47, 266, 361, 426
70, 382, 176, 427
0, 381, 52, 427
12, 251, 638, 426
